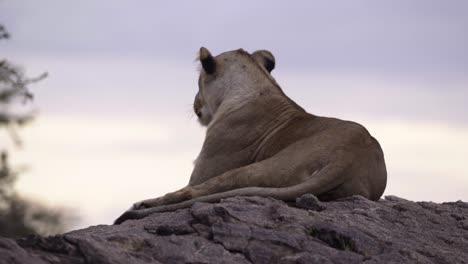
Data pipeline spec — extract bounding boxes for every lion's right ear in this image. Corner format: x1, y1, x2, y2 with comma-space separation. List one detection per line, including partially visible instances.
252, 50, 275, 73
199, 47, 216, 74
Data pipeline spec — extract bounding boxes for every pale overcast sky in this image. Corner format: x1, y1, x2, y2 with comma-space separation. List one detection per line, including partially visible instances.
1, 0, 467, 230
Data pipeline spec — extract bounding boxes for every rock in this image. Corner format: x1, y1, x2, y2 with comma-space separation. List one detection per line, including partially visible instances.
295, 193, 326, 211
1, 195, 468, 264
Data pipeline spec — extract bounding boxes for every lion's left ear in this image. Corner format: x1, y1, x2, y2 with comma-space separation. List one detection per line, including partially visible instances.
252, 50, 275, 73
199, 47, 216, 74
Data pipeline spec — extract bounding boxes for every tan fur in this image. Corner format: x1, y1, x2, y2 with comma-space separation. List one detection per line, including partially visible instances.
114, 48, 387, 224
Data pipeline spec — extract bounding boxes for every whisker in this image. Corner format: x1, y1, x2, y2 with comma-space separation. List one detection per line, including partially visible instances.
184, 105, 195, 120
189, 112, 195, 120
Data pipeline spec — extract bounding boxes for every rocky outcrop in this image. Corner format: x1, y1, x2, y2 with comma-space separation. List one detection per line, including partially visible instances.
1, 195, 467, 264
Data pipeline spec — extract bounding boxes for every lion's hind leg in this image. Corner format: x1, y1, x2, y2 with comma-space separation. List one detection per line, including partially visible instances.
114, 161, 349, 224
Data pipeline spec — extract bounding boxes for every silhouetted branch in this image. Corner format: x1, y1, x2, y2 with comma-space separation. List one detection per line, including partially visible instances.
0, 24, 9, 40
0, 24, 76, 237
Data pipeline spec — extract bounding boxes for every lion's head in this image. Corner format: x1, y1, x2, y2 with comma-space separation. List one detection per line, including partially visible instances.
193, 47, 276, 126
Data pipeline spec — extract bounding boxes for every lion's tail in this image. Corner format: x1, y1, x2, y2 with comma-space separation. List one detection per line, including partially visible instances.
114, 165, 347, 224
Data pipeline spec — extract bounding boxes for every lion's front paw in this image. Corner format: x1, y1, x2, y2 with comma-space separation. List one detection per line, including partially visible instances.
129, 197, 164, 210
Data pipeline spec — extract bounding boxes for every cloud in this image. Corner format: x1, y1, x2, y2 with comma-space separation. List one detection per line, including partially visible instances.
7, 55, 468, 125
2, 0, 467, 74
368, 119, 468, 202
278, 71, 468, 124
12, 115, 204, 228
9, 114, 468, 229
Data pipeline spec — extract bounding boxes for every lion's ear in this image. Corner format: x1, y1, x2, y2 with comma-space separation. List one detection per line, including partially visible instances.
199, 47, 216, 74
252, 50, 275, 73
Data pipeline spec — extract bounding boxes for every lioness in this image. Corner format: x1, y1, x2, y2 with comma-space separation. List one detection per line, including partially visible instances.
115, 47, 387, 224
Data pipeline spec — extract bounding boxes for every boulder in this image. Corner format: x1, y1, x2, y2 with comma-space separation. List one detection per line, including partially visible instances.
1, 195, 467, 263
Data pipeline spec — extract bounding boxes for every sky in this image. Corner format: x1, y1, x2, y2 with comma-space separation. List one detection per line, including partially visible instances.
1, 0, 467, 230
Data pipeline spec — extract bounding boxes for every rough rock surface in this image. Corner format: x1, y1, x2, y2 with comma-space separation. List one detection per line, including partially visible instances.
1, 195, 468, 264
